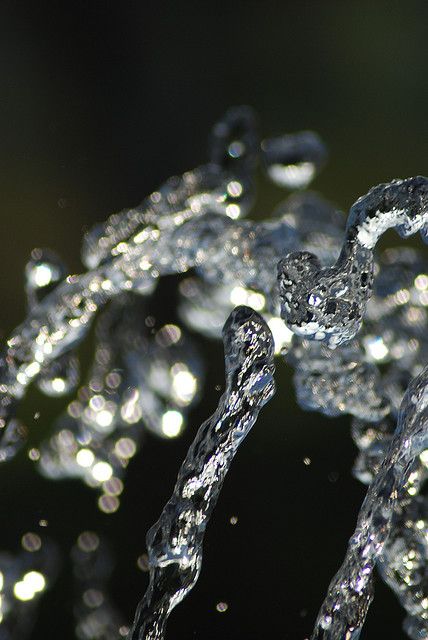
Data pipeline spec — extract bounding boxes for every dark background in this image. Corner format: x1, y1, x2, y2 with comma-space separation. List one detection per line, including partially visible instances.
0, 2, 427, 638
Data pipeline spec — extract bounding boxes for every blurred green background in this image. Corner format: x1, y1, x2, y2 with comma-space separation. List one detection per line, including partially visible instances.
0, 1, 427, 638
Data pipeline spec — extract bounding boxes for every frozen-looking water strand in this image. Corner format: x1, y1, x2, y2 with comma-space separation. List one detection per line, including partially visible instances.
127, 306, 275, 640
311, 361, 428, 639
279, 176, 428, 347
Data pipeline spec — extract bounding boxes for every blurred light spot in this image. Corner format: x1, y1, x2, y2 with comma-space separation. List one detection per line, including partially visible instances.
14, 581, 35, 601
415, 274, 428, 290
103, 477, 123, 496
33, 264, 53, 288
83, 588, 103, 608
76, 448, 95, 468
98, 494, 120, 514
227, 181, 243, 198
228, 141, 244, 158
162, 410, 183, 438
68, 401, 82, 418
21, 533, 41, 552
172, 369, 197, 405
14, 571, 45, 601
420, 291, 428, 306
364, 335, 389, 361
89, 395, 104, 411
51, 377, 66, 393
92, 462, 113, 482
25, 362, 41, 378
226, 204, 240, 219
23, 571, 45, 593
156, 324, 182, 347
395, 289, 410, 305
115, 437, 137, 459
96, 409, 114, 428
119, 626, 130, 637
137, 553, 150, 572
78, 531, 99, 552
106, 372, 121, 388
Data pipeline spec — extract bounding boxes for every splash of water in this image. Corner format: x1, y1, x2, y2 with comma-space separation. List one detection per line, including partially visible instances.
0, 108, 258, 439
279, 177, 428, 347
0, 108, 335, 449
127, 306, 275, 640
311, 362, 428, 639
0, 106, 427, 639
